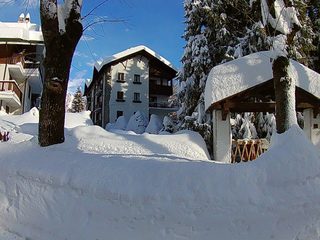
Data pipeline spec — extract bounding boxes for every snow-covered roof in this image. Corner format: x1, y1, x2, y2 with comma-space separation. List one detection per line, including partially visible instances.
0, 21, 43, 43
205, 51, 320, 111
94, 45, 176, 72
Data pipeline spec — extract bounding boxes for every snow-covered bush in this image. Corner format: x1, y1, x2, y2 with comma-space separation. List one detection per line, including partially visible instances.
145, 114, 163, 134
126, 111, 148, 134
160, 116, 175, 133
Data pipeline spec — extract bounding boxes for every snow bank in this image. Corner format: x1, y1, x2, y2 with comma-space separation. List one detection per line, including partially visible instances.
0, 107, 320, 240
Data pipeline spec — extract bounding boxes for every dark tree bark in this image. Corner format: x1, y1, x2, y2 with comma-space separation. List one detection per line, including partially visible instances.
39, 0, 83, 146
272, 56, 296, 134
266, 0, 301, 134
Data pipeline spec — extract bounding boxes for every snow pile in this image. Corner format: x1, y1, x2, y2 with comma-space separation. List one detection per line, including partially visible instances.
0, 109, 320, 239
108, 112, 168, 135
125, 111, 148, 134
145, 114, 163, 134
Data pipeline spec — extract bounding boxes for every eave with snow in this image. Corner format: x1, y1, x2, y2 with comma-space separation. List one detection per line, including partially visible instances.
204, 51, 320, 163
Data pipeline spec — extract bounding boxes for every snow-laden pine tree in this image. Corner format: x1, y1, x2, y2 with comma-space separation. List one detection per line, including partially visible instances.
178, 0, 319, 147
176, 0, 214, 154
71, 87, 85, 113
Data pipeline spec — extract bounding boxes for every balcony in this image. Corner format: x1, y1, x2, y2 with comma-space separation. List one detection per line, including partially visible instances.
149, 83, 173, 96
0, 54, 25, 66
0, 80, 22, 108
149, 101, 177, 109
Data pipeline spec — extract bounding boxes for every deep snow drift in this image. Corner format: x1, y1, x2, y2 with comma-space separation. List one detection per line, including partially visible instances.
0, 109, 319, 240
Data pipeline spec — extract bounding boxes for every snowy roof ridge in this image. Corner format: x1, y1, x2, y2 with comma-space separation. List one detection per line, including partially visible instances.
94, 45, 176, 72
205, 51, 320, 111
0, 21, 43, 42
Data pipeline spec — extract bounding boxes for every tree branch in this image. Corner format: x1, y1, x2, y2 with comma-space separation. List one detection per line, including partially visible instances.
81, 0, 110, 20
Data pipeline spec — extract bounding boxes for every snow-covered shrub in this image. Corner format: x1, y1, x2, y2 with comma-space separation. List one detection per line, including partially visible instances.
126, 111, 148, 134
145, 114, 163, 134
114, 116, 128, 130
160, 116, 175, 133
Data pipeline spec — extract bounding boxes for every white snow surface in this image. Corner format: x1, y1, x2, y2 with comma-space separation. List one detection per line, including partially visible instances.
205, 51, 320, 111
0, 109, 320, 239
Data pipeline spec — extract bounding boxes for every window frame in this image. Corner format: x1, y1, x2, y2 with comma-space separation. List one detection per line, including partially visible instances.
133, 92, 141, 103
117, 72, 125, 83
133, 74, 141, 84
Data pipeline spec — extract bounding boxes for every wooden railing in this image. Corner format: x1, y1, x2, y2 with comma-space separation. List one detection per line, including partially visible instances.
0, 81, 22, 102
149, 101, 174, 108
0, 54, 25, 66
231, 139, 269, 163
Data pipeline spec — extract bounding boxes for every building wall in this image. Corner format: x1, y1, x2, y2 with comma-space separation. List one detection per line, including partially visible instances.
109, 55, 149, 123
0, 64, 10, 80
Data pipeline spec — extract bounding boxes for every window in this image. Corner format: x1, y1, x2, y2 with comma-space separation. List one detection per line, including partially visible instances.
116, 91, 125, 102
149, 96, 157, 107
133, 92, 141, 103
133, 74, 141, 84
5, 106, 9, 114
117, 73, 125, 82
28, 85, 32, 99
117, 111, 123, 119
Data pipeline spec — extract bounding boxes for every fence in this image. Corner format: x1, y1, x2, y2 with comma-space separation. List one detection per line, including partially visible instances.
231, 139, 269, 163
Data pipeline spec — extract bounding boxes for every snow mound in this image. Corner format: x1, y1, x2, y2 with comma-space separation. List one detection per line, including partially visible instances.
65, 111, 93, 128
126, 111, 148, 134
71, 125, 210, 160
145, 114, 163, 134
1, 110, 320, 239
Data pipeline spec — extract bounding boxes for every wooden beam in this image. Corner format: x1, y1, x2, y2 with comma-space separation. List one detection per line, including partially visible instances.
227, 102, 276, 113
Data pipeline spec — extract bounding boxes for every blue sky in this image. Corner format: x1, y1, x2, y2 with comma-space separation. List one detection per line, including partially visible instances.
0, 0, 185, 93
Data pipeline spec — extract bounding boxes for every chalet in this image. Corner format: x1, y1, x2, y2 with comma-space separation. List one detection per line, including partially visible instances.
0, 13, 44, 114
84, 45, 177, 127
205, 51, 320, 163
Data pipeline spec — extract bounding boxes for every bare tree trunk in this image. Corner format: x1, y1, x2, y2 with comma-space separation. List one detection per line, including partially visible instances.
39, 0, 83, 146
273, 56, 297, 134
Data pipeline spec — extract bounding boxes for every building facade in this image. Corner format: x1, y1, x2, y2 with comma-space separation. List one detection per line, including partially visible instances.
84, 46, 177, 127
0, 13, 44, 114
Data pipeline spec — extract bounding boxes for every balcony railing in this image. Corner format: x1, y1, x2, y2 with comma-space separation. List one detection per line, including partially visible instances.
149, 84, 173, 95
149, 101, 177, 109
0, 54, 25, 67
0, 80, 22, 101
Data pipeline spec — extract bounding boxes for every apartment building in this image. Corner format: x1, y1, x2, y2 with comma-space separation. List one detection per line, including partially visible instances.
0, 13, 44, 114
84, 45, 177, 127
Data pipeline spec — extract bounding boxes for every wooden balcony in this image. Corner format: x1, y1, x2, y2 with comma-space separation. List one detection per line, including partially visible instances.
149, 101, 177, 109
149, 83, 173, 96
0, 80, 22, 102
0, 54, 25, 67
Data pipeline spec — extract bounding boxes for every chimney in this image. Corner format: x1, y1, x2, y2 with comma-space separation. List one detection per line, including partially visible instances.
18, 13, 25, 23
25, 13, 30, 23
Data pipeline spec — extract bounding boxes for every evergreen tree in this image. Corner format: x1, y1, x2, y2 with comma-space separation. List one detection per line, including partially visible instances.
71, 87, 85, 113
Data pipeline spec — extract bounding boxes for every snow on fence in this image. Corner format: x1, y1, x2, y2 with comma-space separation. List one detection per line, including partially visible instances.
231, 139, 269, 163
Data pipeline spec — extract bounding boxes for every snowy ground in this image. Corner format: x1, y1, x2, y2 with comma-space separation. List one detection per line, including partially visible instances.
0, 109, 319, 240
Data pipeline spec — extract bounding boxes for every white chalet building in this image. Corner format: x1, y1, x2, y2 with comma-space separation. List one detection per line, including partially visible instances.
0, 13, 44, 114
84, 46, 177, 127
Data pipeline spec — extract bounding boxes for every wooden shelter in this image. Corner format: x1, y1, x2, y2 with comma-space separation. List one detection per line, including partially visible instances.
205, 51, 320, 163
